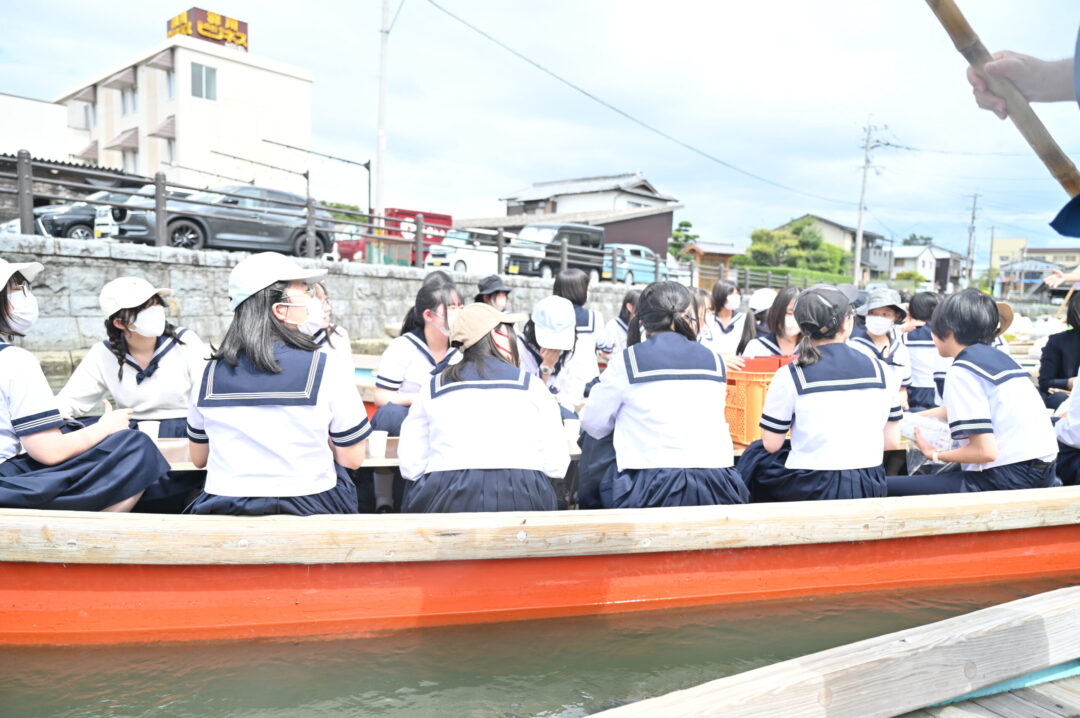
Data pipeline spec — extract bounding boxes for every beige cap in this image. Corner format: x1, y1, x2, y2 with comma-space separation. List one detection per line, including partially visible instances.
996, 301, 1014, 336
450, 302, 527, 351
0, 258, 43, 288
99, 277, 171, 318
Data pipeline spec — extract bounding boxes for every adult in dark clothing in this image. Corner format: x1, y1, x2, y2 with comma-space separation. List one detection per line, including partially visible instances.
1039, 292, 1080, 409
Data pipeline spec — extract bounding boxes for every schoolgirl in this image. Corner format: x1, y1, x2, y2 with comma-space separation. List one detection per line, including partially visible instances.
738, 286, 902, 501
0, 259, 170, 512
748, 288, 778, 334
474, 274, 512, 310
398, 302, 567, 512
185, 252, 370, 516
55, 277, 207, 438
597, 288, 640, 359
309, 281, 355, 384
517, 295, 583, 417
706, 280, 755, 358
887, 289, 1058, 496
848, 288, 911, 409
580, 281, 749, 508
742, 287, 800, 358
553, 268, 602, 384
902, 291, 948, 411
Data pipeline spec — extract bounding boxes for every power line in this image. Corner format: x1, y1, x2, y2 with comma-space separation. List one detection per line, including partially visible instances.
387, 0, 408, 34
423, 0, 857, 207
879, 141, 1043, 158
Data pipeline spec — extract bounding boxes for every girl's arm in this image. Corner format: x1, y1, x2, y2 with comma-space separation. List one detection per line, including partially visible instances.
914, 428, 997, 465
55, 347, 109, 420
883, 419, 901, 451
188, 440, 209, 469
21, 402, 134, 466
761, 429, 786, 454
918, 405, 948, 421
374, 387, 413, 408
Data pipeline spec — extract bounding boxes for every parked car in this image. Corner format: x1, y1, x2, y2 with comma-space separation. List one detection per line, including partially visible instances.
505, 223, 605, 281
603, 243, 669, 285
94, 185, 191, 239
424, 229, 508, 275
101, 185, 335, 256
1, 190, 133, 239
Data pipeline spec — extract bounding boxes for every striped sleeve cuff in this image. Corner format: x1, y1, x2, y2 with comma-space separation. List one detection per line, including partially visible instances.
901, 378, 912, 387
888, 406, 903, 422
186, 422, 209, 443
330, 418, 373, 447
375, 375, 403, 391
12, 409, 65, 437
759, 413, 792, 433
949, 418, 993, 438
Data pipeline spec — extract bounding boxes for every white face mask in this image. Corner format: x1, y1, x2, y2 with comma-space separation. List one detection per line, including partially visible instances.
725, 295, 741, 312
865, 315, 895, 336
279, 296, 325, 336
493, 295, 508, 311
6, 289, 39, 335
783, 315, 801, 337
131, 304, 166, 338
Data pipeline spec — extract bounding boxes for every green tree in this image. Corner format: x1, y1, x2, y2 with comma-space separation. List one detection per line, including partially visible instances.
321, 201, 367, 223
669, 220, 699, 257
733, 216, 850, 273
903, 233, 933, 246
895, 270, 928, 282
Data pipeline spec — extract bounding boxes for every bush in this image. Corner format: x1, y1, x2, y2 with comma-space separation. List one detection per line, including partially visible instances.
731, 265, 852, 286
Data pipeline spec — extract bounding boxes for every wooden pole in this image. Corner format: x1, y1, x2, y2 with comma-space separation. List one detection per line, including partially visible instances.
925, 0, 1080, 197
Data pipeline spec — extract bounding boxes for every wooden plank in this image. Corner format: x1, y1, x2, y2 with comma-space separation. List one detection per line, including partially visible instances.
1004, 687, 1078, 715
922, 705, 1003, 717
591, 587, 1080, 718
971, 691, 1069, 718
1028, 681, 1080, 708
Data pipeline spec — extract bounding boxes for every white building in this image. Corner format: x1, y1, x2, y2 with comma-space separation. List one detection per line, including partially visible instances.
501, 172, 677, 216
0, 93, 71, 160
890, 245, 937, 281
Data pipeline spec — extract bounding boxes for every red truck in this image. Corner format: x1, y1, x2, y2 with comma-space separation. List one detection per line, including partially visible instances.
335, 208, 453, 263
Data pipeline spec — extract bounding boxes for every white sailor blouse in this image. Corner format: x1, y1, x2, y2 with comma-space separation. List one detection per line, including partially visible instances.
398, 357, 569, 480
0, 343, 67, 463
56, 328, 207, 421
597, 317, 629, 356
565, 304, 601, 384
375, 330, 459, 396
313, 326, 355, 385
759, 343, 902, 471
848, 325, 912, 389
518, 335, 588, 414
581, 332, 734, 470
742, 332, 790, 358
902, 324, 950, 393
186, 344, 371, 498
705, 311, 747, 356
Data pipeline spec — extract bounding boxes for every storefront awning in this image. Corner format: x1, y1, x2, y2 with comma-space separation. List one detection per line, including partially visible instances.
101, 67, 136, 90
147, 115, 175, 139
144, 49, 174, 71
104, 128, 139, 151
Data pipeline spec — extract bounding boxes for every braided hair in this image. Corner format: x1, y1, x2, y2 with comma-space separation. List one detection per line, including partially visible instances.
104, 294, 185, 379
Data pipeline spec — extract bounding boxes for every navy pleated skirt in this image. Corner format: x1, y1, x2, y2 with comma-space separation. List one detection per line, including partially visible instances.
887, 458, 1058, 496
0, 429, 170, 510
73, 415, 187, 437
577, 432, 616, 510
738, 440, 886, 501
600, 466, 748, 509
1057, 442, 1080, 486
906, 386, 937, 411
371, 403, 410, 436
185, 465, 359, 516
401, 468, 558, 513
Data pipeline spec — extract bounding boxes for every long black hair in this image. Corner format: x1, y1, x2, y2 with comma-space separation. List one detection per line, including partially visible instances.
626, 281, 697, 347
709, 279, 756, 352
211, 281, 320, 372
400, 279, 461, 335
442, 324, 520, 384
104, 294, 186, 379
765, 286, 799, 338
930, 288, 998, 346
0, 272, 28, 339
553, 268, 590, 307
619, 288, 641, 324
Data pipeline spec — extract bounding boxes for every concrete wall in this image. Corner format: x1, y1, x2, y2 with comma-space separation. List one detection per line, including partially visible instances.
1, 234, 629, 374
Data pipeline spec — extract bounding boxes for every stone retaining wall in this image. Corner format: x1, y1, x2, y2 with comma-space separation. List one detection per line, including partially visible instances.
1, 234, 633, 376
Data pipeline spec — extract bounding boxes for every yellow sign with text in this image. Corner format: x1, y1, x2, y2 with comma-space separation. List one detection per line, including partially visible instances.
168, 8, 248, 50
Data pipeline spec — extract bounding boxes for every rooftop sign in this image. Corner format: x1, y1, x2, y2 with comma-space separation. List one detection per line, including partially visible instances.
167, 8, 248, 51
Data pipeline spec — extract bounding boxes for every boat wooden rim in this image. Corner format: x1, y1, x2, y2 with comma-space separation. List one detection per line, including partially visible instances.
3, 485, 1079, 566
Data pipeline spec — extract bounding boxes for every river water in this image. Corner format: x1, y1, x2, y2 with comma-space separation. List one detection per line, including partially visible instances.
2, 575, 1076, 717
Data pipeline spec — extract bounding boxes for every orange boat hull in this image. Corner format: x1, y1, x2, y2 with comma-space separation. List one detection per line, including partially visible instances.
2, 524, 1077, 645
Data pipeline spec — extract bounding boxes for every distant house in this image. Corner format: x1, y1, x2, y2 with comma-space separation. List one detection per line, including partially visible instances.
680, 240, 742, 291
928, 245, 966, 293
1026, 247, 1080, 267
775, 214, 890, 283
997, 258, 1061, 299
889, 245, 937, 282
501, 172, 677, 216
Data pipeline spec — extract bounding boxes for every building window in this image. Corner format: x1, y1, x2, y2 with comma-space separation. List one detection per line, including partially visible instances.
82, 103, 95, 130
165, 138, 175, 165
121, 148, 139, 174
120, 86, 138, 115
166, 70, 175, 100
192, 63, 217, 100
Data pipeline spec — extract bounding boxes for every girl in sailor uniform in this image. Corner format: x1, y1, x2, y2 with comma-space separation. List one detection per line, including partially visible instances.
742, 287, 800, 358
553, 269, 602, 387
398, 303, 567, 512
310, 281, 355, 384
517, 295, 583, 418
597, 289, 639, 360
888, 289, 1058, 495
184, 253, 371, 516
901, 292, 948, 411
0, 259, 170, 512
581, 281, 749, 509
706, 280, 755, 359
848, 288, 912, 410
738, 286, 902, 502
56, 277, 207, 438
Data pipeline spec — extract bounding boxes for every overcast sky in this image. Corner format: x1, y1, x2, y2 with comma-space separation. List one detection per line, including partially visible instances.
4, 1, 1080, 268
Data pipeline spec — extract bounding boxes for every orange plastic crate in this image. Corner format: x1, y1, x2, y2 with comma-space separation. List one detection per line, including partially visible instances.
725, 366, 786, 446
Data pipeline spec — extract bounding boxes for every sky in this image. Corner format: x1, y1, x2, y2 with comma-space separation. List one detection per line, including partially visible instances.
4, 0, 1080, 272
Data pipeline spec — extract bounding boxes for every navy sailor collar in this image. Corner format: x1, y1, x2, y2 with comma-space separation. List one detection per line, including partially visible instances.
755, 332, 782, 356
903, 324, 935, 347
107, 328, 188, 385
713, 311, 742, 334
788, 342, 886, 395
573, 304, 596, 333
850, 325, 902, 365
952, 343, 1029, 385
625, 332, 726, 384
431, 356, 530, 396
404, 329, 458, 371
198, 342, 326, 407
615, 317, 628, 332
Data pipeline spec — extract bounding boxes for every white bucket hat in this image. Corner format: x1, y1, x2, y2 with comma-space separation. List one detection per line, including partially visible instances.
0, 258, 43, 288
531, 295, 576, 351
228, 252, 326, 310
99, 277, 172, 318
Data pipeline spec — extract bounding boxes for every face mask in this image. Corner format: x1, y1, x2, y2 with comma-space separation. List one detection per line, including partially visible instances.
279, 296, 325, 336
865, 315, 895, 336
725, 295, 741, 312
493, 295, 508, 311
783, 315, 801, 337
130, 304, 166, 338
6, 289, 39, 335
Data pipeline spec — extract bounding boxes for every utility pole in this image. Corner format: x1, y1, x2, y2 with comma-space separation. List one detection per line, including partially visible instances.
374, 0, 391, 224
965, 192, 980, 287
852, 122, 885, 286
988, 226, 996, 295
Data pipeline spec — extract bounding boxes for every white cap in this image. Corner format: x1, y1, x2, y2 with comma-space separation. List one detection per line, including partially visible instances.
228, 252, 326, 310
748, 287, 778, 313
531, 295, 576, 351
0, 258, 43, 288
99, 277, 171, 318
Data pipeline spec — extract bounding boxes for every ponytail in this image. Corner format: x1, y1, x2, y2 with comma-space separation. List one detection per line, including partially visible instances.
400, 279, 461, 336
795, 334, 821, 367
